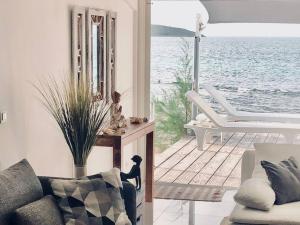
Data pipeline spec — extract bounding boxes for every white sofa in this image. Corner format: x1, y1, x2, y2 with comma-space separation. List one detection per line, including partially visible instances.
226, 143, 300, 225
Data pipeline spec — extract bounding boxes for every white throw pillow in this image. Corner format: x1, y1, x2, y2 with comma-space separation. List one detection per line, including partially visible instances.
252, 143, 300, 179
234, 178, 275, 211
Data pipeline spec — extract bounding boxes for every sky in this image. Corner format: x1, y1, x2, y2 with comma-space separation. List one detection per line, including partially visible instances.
152, 1, 300, 37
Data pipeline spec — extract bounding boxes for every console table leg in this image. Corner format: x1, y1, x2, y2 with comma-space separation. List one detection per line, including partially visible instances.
145, 131, 154, 203
113, 142, 122, 169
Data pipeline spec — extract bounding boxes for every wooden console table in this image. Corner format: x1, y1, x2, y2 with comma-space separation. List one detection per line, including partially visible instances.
95, 120, 155, 203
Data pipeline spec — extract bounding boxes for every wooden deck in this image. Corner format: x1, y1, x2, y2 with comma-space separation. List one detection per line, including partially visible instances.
155, 133, 300, 189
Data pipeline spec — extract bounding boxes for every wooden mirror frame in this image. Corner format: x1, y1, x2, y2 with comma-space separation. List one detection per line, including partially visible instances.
107, 12, 117, 101
71, 7, 86, 83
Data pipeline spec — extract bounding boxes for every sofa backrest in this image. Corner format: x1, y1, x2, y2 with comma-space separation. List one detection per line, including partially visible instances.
241, 150, 255, 183
0, 159, 43, 225
253, 143, 300, 179
241, 143, 300, 183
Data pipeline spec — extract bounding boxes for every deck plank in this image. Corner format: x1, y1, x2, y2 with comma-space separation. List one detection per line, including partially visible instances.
201, 133, 243, 176
174, 171, 197, 184
155, 135, 218, 184
185, 151, 216, 173
158, 169, 183, 183
225, 133, 258, 181
229, 160, 242, 178
204, 133, 244, 185
187, 133, 238, 185
190, 173, 211, 185
232, 133, 256, 155
155, 131, 285, 190
208, 133, 234, 152
154, 167, 169, 181
206, 175, 227, 186
158, 139, 197, 169
155, 137, 193, 167
219, 133, 245, 153
200, 152, 229, 175
214, 154, 242, 177
225, 133, 272, 182
224, 177, 240, 188
173, 149, 204, 171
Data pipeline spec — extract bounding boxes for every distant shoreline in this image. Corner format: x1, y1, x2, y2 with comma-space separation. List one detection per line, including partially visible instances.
151, 24, 206, 37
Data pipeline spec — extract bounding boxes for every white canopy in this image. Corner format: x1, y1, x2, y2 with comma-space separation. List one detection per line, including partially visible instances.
153, 0, 300, 24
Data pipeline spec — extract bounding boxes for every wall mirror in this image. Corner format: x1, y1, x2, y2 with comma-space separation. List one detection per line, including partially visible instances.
107, 12, 117, 99
71, 7, 86, 82
87, 9, 107, 98
71, 7, 117, 101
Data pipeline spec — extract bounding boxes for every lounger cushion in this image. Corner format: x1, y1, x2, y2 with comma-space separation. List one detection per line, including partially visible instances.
234, 178, 275, 211
230, 202, 300, 225
252, 143, 300, 179
261, 158, 300, 205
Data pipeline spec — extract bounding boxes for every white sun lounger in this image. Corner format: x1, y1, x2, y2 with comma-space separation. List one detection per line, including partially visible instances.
202, 84, 300, 123
185, 90, 300, 150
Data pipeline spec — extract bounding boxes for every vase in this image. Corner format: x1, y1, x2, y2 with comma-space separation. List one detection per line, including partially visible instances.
74, 165, 87, 178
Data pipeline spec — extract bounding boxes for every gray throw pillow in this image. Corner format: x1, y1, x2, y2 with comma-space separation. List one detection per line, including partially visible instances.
261, 157, 300, 205
50, 168, 131, 225
0, 159, 43, 225
13, 195, 64, 225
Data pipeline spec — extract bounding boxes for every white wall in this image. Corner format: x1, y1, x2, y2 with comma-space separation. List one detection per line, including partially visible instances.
0, 0, 138, 176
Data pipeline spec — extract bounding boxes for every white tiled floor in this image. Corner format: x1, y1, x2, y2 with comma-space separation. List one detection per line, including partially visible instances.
153, 190, 236, 225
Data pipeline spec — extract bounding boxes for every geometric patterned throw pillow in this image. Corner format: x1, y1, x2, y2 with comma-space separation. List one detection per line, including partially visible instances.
50, 168, 131, 225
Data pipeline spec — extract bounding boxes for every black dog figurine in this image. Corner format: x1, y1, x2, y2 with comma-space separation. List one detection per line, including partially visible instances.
120, 155, 142, 190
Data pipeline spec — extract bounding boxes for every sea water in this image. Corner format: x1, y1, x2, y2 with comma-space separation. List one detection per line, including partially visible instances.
151, 37, 300, 113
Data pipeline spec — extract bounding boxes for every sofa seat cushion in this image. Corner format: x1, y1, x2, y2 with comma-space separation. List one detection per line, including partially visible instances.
0, 159, 43, 225
230, 202, 300, 225
13, 195, 64, 225
50, 168, 131, 225
234, 178, 275, 211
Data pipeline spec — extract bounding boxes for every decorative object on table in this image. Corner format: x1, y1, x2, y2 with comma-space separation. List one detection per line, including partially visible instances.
34, 76, 110, 178
129, 117, 148, 124
50, 168, 131, 225
121, 155, 142, 190
105, 91, 127, 134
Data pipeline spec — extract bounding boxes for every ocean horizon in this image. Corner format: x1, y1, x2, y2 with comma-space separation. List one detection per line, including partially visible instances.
151, 36, 300, 113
